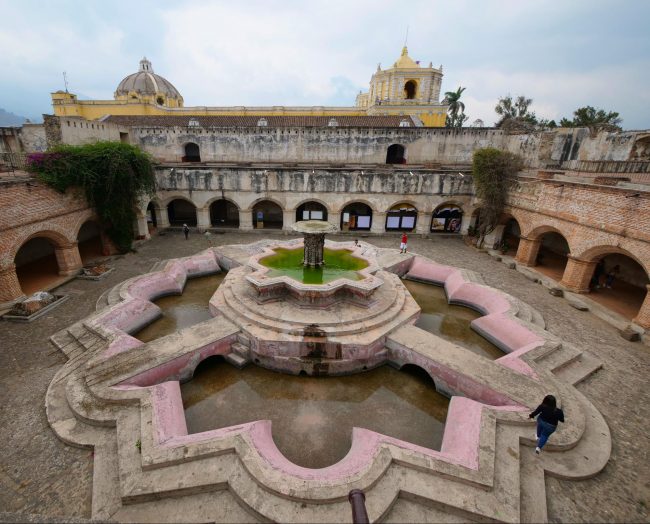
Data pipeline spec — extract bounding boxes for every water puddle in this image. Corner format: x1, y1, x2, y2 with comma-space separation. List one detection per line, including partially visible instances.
135, 273, 225, 342
182, 359, 448, 468
403, 279, 503, 359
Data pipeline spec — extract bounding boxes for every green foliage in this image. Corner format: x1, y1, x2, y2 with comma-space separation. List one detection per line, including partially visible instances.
444, 86, 468, 128
495, 95, 538, 127
559, 106, 622, 130
471, 148, 523, 242
27, 142, 155, 252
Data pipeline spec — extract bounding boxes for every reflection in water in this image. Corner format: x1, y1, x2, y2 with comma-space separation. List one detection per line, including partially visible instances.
182, 359, 448, 469
260, 247, 368, 284
403, 279, 503, 359
135, 273, 225, 342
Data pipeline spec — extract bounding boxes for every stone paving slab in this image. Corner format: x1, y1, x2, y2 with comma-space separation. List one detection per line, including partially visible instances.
0, 231, 648, 522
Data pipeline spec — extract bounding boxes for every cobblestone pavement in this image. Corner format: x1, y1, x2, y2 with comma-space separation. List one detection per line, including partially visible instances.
1, 231, 648, 522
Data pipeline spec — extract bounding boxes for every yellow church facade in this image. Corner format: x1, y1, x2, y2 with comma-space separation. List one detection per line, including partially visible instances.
51, 48, 448, 127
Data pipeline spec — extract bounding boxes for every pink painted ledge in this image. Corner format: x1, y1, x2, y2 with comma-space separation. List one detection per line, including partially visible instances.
406, 256, 545, 377
87, 249, 222, 359
145, 381, 526, 482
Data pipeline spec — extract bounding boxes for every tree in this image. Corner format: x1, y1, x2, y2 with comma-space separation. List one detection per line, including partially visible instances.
559, 106, 622, 131
444, 86, 468, 128
494, 95, 538, 128
471, 148, 523, 247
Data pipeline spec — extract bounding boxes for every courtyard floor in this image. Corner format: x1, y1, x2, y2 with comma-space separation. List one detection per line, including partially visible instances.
0, 232, 648, 523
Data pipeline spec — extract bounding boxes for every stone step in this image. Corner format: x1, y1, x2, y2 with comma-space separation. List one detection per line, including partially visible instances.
225, 352, 249, 368
535, 343, 582, 373
231, 342, 250, 358
553, 352, 603, 386
95, 287, 112, 312
236, 332, 252, 347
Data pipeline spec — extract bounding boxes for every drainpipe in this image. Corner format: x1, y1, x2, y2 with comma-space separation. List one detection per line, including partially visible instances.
348, 489, 370, 524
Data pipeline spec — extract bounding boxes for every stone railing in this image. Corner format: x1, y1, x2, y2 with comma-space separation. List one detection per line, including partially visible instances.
555, 159, 650, 173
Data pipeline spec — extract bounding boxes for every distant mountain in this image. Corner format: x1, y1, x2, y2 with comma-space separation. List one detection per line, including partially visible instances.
0, 108, 28, 126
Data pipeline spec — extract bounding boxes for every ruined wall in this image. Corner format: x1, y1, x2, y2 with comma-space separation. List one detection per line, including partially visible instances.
133, 125, 646, 167
58, 117, 127, 146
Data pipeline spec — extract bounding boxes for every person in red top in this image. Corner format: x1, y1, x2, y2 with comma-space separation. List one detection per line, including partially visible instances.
400, 233, 408, 253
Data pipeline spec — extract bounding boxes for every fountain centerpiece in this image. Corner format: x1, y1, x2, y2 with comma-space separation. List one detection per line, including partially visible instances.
292, 220, 338, 268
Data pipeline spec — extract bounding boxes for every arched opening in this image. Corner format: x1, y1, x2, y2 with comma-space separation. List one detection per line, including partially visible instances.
146, 202, 158, 231
431, 204, 463, 233
386, 144, 406, 164
535, 231, 570, 281
501, 217, 521, 254
191, 355, 226, 380
386, 203, 417, 231
588, 252, 649, 321
167, 199, 197, 226
182, 142, 201, 163
296, 201, 328, 222
156, 96, 164, 105
404, 80, 417, 100
252, 200, 283, 229
399, 364, 435, 387
77, 221, 104, 263
14, 237, 61, 295
210, 200, 240, 228
341, 202, 373, 231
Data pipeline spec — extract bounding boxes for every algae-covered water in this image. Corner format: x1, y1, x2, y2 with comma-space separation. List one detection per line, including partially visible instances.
259, 247, 368, 284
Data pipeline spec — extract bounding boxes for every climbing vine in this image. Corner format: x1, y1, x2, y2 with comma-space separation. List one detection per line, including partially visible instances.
27, 141, 156, 252
471, 148, 523, 245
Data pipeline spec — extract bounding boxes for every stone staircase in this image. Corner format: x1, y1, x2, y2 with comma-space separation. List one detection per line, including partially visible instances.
533, 341, 602, 386
225, 332, 252, 368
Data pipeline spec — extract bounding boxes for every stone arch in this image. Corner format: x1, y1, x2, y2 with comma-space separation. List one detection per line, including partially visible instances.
386, 144, 406, 164
296, 201, 328, 222
167, 198, 197, 226
293, 197, 332, 213
399, 363, 436, 388
526, 226, 572, 281
340, 201, 373, 231
209, 199, 240, 228
252, 200, 283, 229
497, 213, 522, 254
10, 229, 71, 263
431, 202, 464, 234
386, 202, 418, 232
247, 196, 285, 212
182, 142, 201, 163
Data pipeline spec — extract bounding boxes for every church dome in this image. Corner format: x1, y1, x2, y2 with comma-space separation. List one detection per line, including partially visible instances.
114, 58, 183, 103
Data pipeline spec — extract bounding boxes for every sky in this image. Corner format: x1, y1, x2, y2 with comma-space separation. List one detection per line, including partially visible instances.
1, 0, 649, 129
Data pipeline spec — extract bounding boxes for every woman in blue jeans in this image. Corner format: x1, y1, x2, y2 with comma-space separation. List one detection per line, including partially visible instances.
529, 395, 565, 454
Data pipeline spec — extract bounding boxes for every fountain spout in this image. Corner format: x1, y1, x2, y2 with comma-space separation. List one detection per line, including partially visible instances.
292, 220, 338, 268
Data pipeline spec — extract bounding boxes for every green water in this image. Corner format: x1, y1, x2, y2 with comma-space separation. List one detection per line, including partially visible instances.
403, 279, 504, 360
182, 360, 448, 468
259, 247, 368, 284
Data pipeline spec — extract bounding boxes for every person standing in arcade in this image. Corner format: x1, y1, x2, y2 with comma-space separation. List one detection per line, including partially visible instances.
400, 233, 408, 254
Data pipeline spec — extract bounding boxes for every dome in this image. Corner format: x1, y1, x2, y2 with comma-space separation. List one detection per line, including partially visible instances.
114, 58, 182, 102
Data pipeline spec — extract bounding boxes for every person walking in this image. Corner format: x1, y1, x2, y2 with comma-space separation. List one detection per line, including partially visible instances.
400, 233, 408, 254
183, 223, 189, 240
529, 394, 565, 454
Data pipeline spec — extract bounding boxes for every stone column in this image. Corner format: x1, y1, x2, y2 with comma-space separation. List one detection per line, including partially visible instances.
515, 236, 542, 266
415, 212, 429, 235
633, 285, 650, 329
329, 212, 341, 231
283, 210, 295, 232
0, 264, 25, 305
55, 242, 83, 276
157, 206, 170, 228
559, 256, 596, 293
303, 233, 326, 267
460, 213, 472, 235
370, 212, 385, 234
134, 215, 150, 240
239, 209, 253, 230
196, 207, 211, 232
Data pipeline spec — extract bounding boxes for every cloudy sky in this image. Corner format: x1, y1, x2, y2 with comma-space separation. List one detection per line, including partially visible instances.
1, 0, 649, 129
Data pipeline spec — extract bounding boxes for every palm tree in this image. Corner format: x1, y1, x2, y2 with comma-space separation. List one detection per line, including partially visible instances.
495, 95, 536, 127
444, 87, 466, 128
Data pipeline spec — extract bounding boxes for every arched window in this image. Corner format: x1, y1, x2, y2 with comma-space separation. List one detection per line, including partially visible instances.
386, 203, 417, 231
431, 205, 463, 233
183, 143, 201, 162
156, 96, 164, 105
341, 202, 373, 231
386, 144, 406, 164
404, 80, 417, 99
